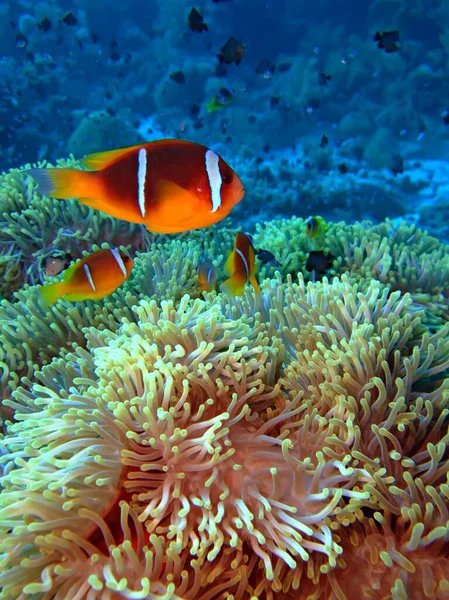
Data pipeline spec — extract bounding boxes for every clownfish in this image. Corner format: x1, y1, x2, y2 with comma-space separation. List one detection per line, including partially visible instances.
220, 232, 259, 297
27, 140, 245, 234
197, 260, 218, 292
305, 216, 327, 238
38, 248, 133, 306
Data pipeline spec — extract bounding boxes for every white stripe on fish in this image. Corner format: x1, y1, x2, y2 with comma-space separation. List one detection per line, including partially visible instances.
110, 248, 127, 277
83, 263, 96, 291
137, 148, 147, 218
205, 149, 222, 213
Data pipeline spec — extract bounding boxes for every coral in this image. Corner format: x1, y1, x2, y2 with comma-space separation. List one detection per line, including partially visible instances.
1, 273, 449, 599
67, 110, 145, 158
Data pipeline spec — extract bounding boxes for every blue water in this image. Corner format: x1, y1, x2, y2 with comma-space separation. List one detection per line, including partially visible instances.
1, 0, 448, 233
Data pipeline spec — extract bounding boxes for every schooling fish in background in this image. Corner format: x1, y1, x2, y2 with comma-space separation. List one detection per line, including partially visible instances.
217, 37, 245, 65
197, 260, 217, 291
27, 139, 245, 234
38, 248, 133, 306
256, 59, 275, 79
207, 87, 234, 112
188, 7, 208, 33
220, 232, 260, 296
373, 30, 401, 53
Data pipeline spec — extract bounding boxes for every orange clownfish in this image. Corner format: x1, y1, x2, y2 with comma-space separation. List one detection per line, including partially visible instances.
27, 140, 245, 234
38, 248, 133, 306
197, 260, 218, 292
220, 232, 260, 297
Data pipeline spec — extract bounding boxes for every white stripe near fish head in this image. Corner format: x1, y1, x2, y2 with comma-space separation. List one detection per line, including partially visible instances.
137, 148, 147, 218
235, 248, 249, 280
205, 149, 222, 213
83, 263, 97, 291
110, 247, 127, 277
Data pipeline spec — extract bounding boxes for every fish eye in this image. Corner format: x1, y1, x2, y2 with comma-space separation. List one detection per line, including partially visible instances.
223, 173, 233, 185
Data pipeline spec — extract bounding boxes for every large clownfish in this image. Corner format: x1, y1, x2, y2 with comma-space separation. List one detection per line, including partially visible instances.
38, 247, 133, 306
27, 140, 245, 234
220, 232, 260, 297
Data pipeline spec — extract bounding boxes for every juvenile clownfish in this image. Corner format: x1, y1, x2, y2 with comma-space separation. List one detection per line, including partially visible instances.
197, 260, 217, 292
220, 232, 259, 297
27, 140, 245, 234
305, 216, 327, 239
38, 248, 133, 306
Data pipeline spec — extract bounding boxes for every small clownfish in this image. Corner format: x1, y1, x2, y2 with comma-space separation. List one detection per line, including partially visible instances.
38, 248, 133, 306
220, 232, 259, 297
305, 215, 327, 239
27, 139, 245, 234
197, 260, 217, 292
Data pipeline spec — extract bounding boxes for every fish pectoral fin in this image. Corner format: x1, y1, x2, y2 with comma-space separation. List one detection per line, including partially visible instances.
81, 144, 145, 170
250, 274, 260, 295
153, 179, 201, 223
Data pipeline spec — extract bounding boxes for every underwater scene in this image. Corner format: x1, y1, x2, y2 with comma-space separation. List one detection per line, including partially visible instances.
2, 0, 449, 598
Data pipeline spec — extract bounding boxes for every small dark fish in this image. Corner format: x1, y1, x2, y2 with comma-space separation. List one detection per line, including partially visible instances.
15, 33, 28, 48
391, 153, 404, 176
256, 249, 281, 268
374, 30, 400, 53
248, 115, 256, 124
270, 96, 280, 109
110, 49, 120, 62
188, 8, 208, 33
190, 103, 201, 116
306, 250, 334, 273
256, 59, 275, 79
212, 0, 232, 3
338, 163, 348, 174
170, 70, 186, 84
320, 134, 329, 148
277, 62, 292, 73
318, 72, 331, 85
37, 17, 52, 32
217, 36, 245, 65
62, 12, 78, 26
91, 32, 100, 43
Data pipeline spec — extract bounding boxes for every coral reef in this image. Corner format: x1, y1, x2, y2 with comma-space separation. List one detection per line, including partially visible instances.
1, 272, 449, 599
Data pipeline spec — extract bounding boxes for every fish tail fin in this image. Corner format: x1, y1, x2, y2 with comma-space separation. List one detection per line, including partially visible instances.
26, 168, 96, 200
39, 282, 65, 306
220, 276, 245, 297
250, 275, 260, 295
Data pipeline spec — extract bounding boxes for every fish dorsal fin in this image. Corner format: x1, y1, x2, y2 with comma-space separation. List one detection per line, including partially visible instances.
81, 143, 146, 171
153, 179, 200, 223
224, 251, 234, 275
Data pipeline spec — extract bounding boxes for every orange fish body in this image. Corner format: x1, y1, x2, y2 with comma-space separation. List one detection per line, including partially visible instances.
220, 232, 259, 297
197, 260, 217, 292
39, 248, 133, 306
27, 140, 245, 234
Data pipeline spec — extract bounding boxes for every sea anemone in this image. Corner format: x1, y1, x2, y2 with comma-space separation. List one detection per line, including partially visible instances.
1, 274, 449, 599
